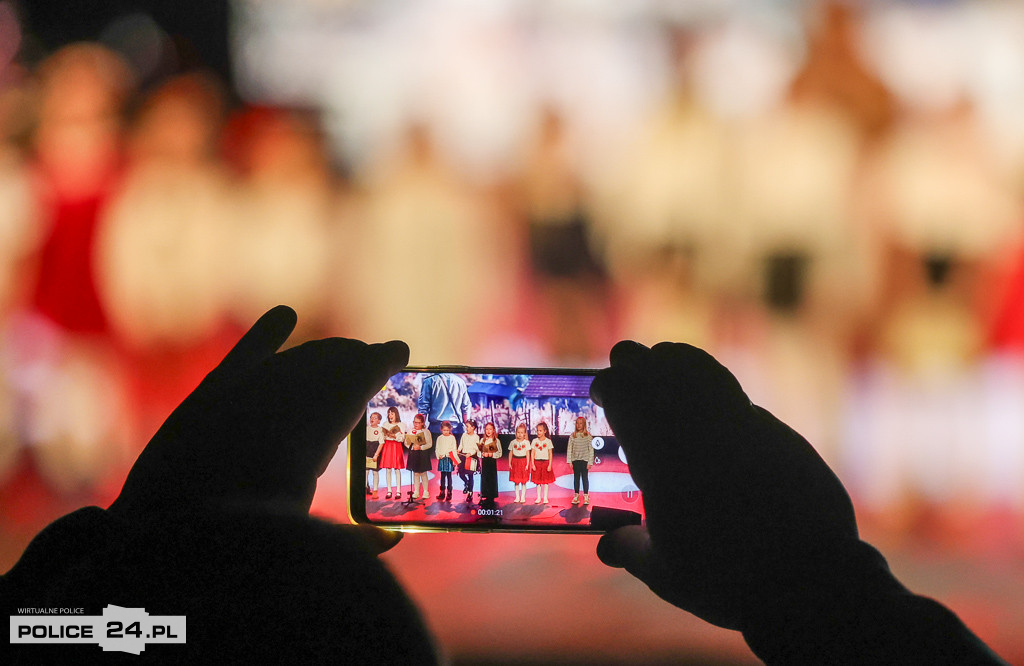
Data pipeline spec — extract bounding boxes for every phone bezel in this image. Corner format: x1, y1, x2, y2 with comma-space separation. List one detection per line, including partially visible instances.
348, 365, 625, 534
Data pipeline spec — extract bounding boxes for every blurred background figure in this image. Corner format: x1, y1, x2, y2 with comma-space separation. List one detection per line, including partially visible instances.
2, 0, 1024, 662
0, 3, 34, 493
347, 122, 513, 363
0, 44, 136, 539
98, 72, 231, 351
719, 1, 891, 470
516, 107, 612, 363
29, 44, 133, 335
221, 106, 333, 339
96, 72, 237, 445
596, 27, 728, 344
0, 61, 36, 320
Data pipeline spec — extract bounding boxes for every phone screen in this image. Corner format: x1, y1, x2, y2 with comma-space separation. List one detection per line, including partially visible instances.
349, 368, 643, 532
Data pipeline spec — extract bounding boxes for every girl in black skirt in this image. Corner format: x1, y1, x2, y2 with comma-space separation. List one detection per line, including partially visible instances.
405, 414, 433, 500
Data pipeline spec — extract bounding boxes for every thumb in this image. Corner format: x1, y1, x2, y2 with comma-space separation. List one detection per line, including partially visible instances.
598, 524, 744, 630
348, 524, 404, 556
214, 305, 298, 376
597, 524, 653, 573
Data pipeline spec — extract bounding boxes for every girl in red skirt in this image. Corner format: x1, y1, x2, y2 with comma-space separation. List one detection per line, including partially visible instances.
530, 422, 555, 504
508, 423, 532, 503
378, 406, 406, 499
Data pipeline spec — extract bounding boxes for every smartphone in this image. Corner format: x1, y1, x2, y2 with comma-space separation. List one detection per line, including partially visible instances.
348, 366, 643, 533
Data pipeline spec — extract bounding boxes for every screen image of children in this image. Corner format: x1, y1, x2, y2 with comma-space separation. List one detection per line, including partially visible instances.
366, 412, 385, 499
530, 422, 555, 504
508, 423, 532, 503
567, 416, 594, 505
379, 406, 406, 499
406, 414, 433, 500
418, 372, 471, 434
434, 420, 458, 501
457, 419, 480, 501
479, 422, 502, 503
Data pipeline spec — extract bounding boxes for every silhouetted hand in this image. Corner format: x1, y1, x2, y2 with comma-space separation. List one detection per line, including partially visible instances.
5, 307, 444, 662
109, 305, 409, 524
591, 341, 858, 631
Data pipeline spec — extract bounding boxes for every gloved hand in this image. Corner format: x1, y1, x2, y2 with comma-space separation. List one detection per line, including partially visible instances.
591, 341, 859, 631
109, 305, 409, 550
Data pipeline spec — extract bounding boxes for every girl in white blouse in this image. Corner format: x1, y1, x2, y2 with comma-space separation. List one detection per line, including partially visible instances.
434, 420, 458, 501
530, 422, 555, 504
366, 412, 384, 499
508, 423, 532, 503
457, 420, 480, 500
377, 406, 406, 499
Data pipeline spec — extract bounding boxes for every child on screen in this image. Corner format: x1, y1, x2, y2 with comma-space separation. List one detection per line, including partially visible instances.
530, 422, 555, 504
457, 420, 480, 501
567, 416, 594, 506
366, 412, 384, 499
378, 407, 406, 499
479, 422, 502, 503
434, 420, 458, 501
508, 423, 531, 503
405, 414, 433, 501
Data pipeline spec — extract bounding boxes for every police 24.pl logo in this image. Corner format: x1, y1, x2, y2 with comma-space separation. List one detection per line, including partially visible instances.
10, 605, 185, 654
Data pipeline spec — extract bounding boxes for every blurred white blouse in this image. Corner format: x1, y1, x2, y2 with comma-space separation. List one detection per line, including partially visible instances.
97, 162, 234, 348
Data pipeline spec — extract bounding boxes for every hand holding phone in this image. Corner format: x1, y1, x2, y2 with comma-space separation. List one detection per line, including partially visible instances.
592, 341, 858, 629
114, 305, 410, 515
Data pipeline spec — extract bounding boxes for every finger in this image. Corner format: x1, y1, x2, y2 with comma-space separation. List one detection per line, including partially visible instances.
649, 342, 752, 412
265, 337, 410, 487
283, 337, 409, 411
216, 305, 297, 374
367, 340, 410, 383
599, 525, 737, 628
590, 362, 643, 410
591, 341, 650, 408
333, 339, 410, 406
608, 340, 650, 367
597, 524, 652, 570
350, 524, 404, 555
